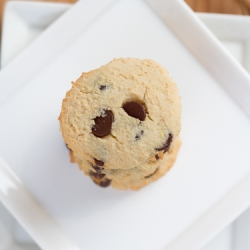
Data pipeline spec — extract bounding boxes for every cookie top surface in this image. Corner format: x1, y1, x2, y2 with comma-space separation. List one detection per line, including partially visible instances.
59, 58, 181, 169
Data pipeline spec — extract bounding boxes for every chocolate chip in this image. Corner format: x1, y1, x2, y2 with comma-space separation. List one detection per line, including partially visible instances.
135, 130, 144, 141
155, 154, 159, 160
92, 110, 114, 137
99, 85, 107, 91
99, 178, 111, 187
90, 171, 105, 179
92, 164, 103, 174
92, 178, 111, 187
90, 158, 104, 174
94, 158, 104, 166
122, 101, 146, 121
145, 168, 158, 178
90, 170, 111, 187
91, 158, 105, 173
156, 133, 173, 153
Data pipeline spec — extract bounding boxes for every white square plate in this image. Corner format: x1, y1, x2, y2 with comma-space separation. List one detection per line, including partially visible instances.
198, 13, 250, 74
0, 0, 250, 250
1, 1, 71, 67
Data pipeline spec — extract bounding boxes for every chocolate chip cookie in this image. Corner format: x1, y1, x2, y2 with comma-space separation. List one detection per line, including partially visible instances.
59, 58, 181, 190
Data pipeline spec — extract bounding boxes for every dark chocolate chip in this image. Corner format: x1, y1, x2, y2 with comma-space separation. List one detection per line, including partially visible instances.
94, 158, 104, 166
90, 171, 105, 179
99, 85, 107, 91
91, 159, 105, 173
156, 133, 173, 153
135, 130, 144, 141
92, 178, 111, 187
155, 154, 159, 160
122, 101, 146, 121
92, 110, 114, 137
99, 178, 111, 187
145, 168, 158, 178
92, 164, 103, 174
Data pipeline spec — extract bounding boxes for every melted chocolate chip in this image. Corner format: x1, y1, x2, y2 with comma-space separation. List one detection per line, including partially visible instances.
122, 101, 146, 121
155, 154, 159, 160
90, 171, 105, 179
135, 130, 144, 141
92, 164, 103, 174
92, 110, 114, 137
99, 85, 107, 91
156, 133, 173, 153
145, 168, 158, 178
99, 178, 111, 187
90, 159, 105, 173
94, 158, 104, 166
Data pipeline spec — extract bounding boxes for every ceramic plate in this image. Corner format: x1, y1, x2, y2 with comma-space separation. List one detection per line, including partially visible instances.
0, 1, 250, 249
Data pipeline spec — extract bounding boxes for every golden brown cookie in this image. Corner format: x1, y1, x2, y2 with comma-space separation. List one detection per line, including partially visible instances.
59, 58, 181, 190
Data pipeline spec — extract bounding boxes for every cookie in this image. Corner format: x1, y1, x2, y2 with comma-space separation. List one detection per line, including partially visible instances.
72, 137, 181, 190
59, 58, 181, 190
